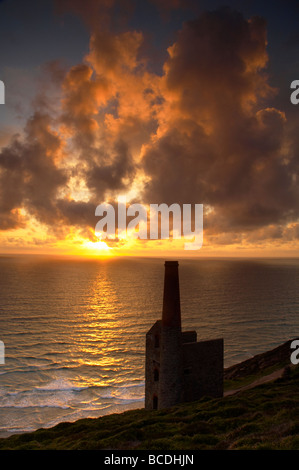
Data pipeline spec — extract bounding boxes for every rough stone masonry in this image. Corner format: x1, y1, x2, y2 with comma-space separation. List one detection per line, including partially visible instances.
145, 261, 223, 410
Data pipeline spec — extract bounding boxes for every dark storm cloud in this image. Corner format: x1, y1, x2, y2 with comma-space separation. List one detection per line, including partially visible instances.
55, 199, 97, 230
1, 3, 299, 248
0, 112, 68, 229
85, 139, 136, 199
0, 1, 150, 238
142, 7, 299, 234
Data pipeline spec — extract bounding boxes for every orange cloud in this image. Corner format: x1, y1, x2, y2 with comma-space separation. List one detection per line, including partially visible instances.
1, 4, 299, 256
142, 7, 299, 241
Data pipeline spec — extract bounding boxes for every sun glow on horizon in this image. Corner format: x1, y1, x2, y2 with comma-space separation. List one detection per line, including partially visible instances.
79, 240, 113, 257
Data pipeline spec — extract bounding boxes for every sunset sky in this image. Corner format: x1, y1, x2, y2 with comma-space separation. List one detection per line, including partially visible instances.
1, 0, 299, 257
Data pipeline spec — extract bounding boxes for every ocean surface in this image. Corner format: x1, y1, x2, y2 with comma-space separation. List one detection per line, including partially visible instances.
0, 255, 298, 437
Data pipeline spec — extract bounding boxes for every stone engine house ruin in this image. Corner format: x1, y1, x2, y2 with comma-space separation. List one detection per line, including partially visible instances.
145, 261, 223, 410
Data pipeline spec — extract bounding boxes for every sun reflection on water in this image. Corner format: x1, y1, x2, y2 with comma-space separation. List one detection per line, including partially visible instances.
75, 266, 130, 385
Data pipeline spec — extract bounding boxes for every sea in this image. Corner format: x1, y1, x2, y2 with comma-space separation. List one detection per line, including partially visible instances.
0, 255, 298, 437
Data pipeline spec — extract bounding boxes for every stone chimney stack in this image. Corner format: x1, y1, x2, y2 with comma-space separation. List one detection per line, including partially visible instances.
162, 261, 181, 329
145, 260, 224, 411
159, 261, 183, 408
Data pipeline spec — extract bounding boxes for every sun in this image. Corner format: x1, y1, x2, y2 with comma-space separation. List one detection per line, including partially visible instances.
79, 240, 113, 257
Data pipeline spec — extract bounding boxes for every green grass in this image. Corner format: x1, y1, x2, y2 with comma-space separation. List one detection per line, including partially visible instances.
1, 365, 298, 450
223, 361, 287, 391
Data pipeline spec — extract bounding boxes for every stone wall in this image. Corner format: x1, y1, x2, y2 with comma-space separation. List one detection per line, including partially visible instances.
145, 320, 161, 410
182, 338, 224, 402
158, 325, 183, 408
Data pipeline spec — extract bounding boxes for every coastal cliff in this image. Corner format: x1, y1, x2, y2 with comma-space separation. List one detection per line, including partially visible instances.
0, 338, 298, 450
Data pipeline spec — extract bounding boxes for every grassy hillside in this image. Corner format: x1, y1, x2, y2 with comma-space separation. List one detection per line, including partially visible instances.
0, 339, 298, 450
